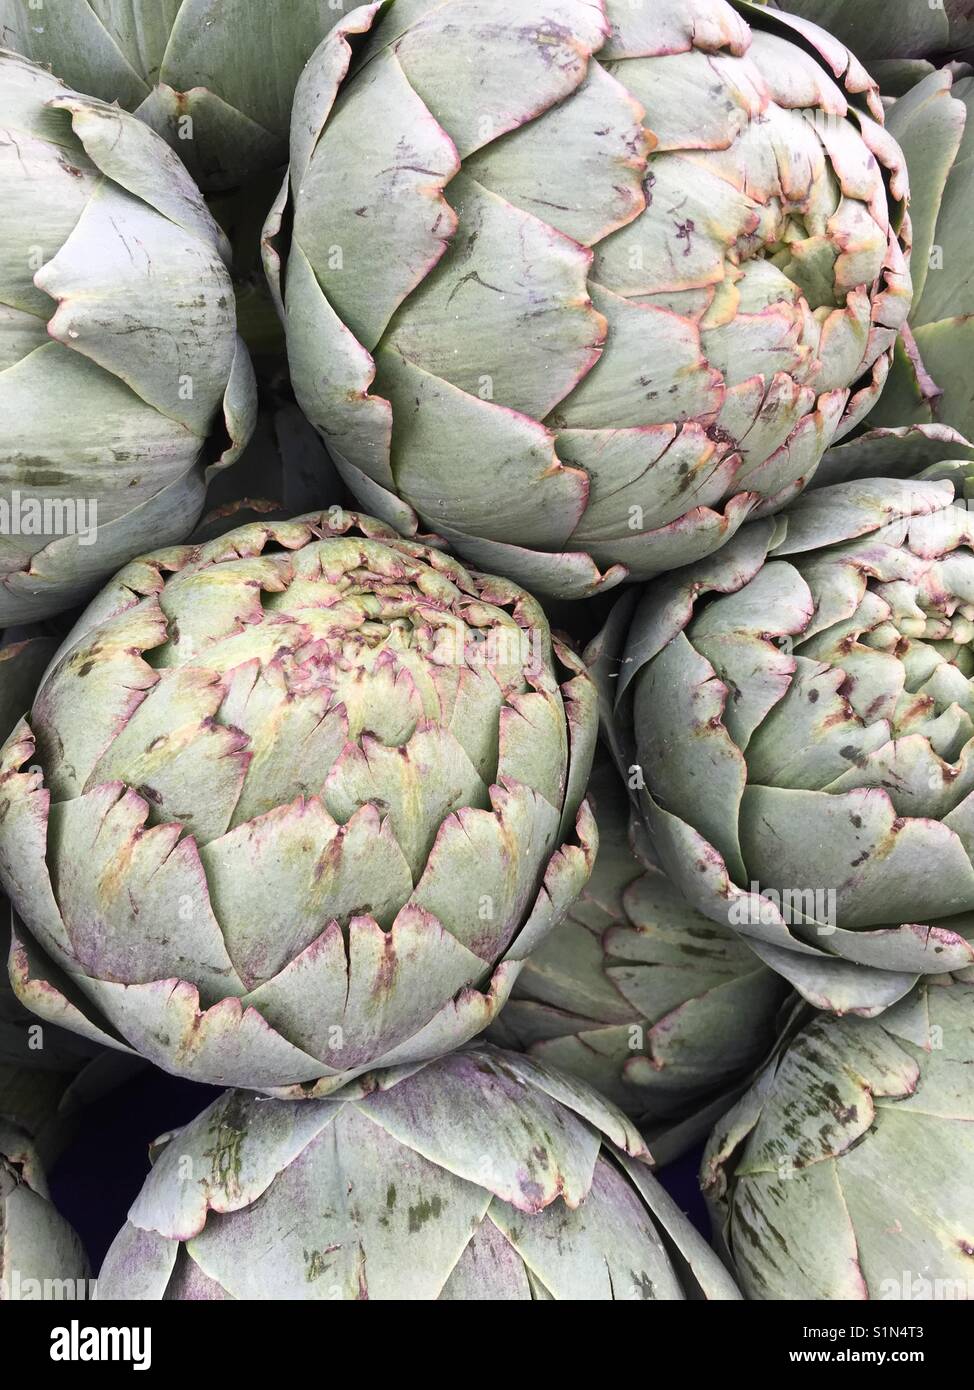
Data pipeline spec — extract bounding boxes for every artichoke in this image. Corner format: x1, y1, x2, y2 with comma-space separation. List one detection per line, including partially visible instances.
490, 758, 789, 1156
263, 0, 912, 600
0, 1118, 88, 1300
0, 510, 598, 1092
603, 466, 974, 1014
98, 1045, 740, 1300
703, 977, 974, 1300
0, 0, 359, 191
866, 69, 974, 443
0, 49, 256, 625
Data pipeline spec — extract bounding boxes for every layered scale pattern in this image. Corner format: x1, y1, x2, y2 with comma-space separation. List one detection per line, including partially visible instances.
98, 1047, 740, 1300
613, 474, 974, 1013
266, 0, 913, 598
0, 512, 598, 1091
703, 979, 974, 1299
0, 50, 255, 623
0, 0, 365, 190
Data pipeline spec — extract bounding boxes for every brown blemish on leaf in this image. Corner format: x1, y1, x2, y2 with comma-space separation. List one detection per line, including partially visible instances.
305, 1245, 340, 1281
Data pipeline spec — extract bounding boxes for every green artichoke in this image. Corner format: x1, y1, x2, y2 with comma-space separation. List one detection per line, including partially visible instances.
0, 1118, 88, 1300
489, 758, 789, 1156
703, 977, 974, 1300
98, 1045, 740, 1300
0, 510, 598, 1092
0, 49, 256, 625
603, 465, 974, 1014
263, 0, 912, 600
0, 0, 358, 191
865, 69, 974, 443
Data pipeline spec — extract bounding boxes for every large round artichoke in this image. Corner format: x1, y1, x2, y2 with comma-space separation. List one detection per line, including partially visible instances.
262, 0, 912, 600
0, 510, 598, 1092
0, 0, 359, 191
0, 49, 256, 625
98, 1045, 740, 1300
703, 977, 974, 1300
489, 758, 788, 1155
866, 69, 974, 443
604, 466, 974, 1014
0, 1118, 88, 1301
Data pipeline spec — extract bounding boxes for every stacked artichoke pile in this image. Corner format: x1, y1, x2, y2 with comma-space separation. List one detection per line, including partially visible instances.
1, 0, 972, 1303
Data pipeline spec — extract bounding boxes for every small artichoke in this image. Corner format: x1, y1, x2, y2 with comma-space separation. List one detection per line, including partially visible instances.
604, 464, 974, 1014
264, 0, 912, 599
0, 0, 359, 190
0, 49, 256, 625
703, 977, 974, 1300
0, 510, 598, 1092
98, 1045, 740, 1300
0, 1118, 88, 1300
490, 759, 789, 1155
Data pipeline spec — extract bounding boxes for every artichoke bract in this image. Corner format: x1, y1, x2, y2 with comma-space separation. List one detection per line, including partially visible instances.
263, 0, 912, 600
703, 977, 974, 1300
0, 49, 256, 625
98, 1045, 740, 1300
0, 510, 598, 1092
866, 69, 974, 443
489, 759, 788, 1156
0, 0, 359, 191
0, 1118, 89, 1301
772, 0, 974, 90
808, 422, 974, 491
605, 469, 974, 1015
